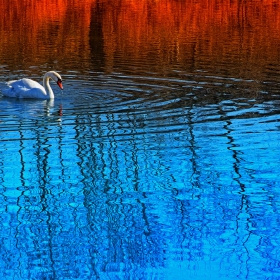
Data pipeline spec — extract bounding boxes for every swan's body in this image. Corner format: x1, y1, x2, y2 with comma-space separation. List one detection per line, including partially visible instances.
3, 71, 63, 99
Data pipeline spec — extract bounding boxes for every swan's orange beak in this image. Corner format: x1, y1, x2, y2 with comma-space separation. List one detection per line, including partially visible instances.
57, 79, 63, 90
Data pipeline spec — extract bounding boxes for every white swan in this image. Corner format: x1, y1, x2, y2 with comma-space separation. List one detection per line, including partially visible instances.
3, 71, 63, 99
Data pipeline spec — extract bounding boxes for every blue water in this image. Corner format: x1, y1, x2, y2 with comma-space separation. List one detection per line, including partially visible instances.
1, 0, 280, 278
0, 72, 280, 279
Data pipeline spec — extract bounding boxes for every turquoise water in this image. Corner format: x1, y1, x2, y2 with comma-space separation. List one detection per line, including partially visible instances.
1, 1, 280, 279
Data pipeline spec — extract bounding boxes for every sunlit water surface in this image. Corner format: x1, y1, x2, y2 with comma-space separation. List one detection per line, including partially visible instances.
1, 1, 280, 279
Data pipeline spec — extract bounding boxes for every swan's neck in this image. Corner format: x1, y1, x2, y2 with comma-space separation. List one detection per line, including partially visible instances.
43, 75, 54, 99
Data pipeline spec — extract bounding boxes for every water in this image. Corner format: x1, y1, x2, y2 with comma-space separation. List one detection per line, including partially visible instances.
1, 0, 280, 279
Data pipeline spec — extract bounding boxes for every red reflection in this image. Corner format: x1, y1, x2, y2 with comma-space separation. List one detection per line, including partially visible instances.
0, 0, 94, 70
99, 0, 280, 79
0, 0, 279, 79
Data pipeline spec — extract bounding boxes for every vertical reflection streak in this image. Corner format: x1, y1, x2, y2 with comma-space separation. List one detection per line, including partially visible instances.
15, 120, 24, 278
75, 112, 102, 279
33, 117, 55, 278
188, 105, 200, 190
57, 118, 66, 187
174, 106, 194, 263
224, 119, 250, 279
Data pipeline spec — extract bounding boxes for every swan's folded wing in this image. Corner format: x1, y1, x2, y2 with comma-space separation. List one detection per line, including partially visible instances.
4, 78, 45, 98
7, 78, 44, 91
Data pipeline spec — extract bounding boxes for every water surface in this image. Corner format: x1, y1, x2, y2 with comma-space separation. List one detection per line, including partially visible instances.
0, 1, 280, 279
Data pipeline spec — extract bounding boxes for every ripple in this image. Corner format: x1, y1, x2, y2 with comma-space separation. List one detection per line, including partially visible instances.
1, 72, 280, 280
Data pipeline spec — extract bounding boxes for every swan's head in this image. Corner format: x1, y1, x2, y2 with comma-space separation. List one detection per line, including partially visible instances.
47, 71, 63, 90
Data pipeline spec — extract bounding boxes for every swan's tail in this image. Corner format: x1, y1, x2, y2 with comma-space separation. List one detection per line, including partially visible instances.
3, 81, 20, 97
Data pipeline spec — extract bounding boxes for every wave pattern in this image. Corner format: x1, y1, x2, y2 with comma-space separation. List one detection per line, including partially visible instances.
0, 0, 280, 279
0, 73, 280, 279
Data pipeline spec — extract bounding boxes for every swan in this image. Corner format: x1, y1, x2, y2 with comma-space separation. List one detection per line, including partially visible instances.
3, 71, 63, 99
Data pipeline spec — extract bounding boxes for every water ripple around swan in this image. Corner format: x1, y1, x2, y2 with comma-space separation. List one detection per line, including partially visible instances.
1, 73, 280, 279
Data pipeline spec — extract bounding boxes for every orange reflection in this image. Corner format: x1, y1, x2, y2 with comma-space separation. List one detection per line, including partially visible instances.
0, 0, 94, 71
0, 0, 280, 80
99, 0, 280, 79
